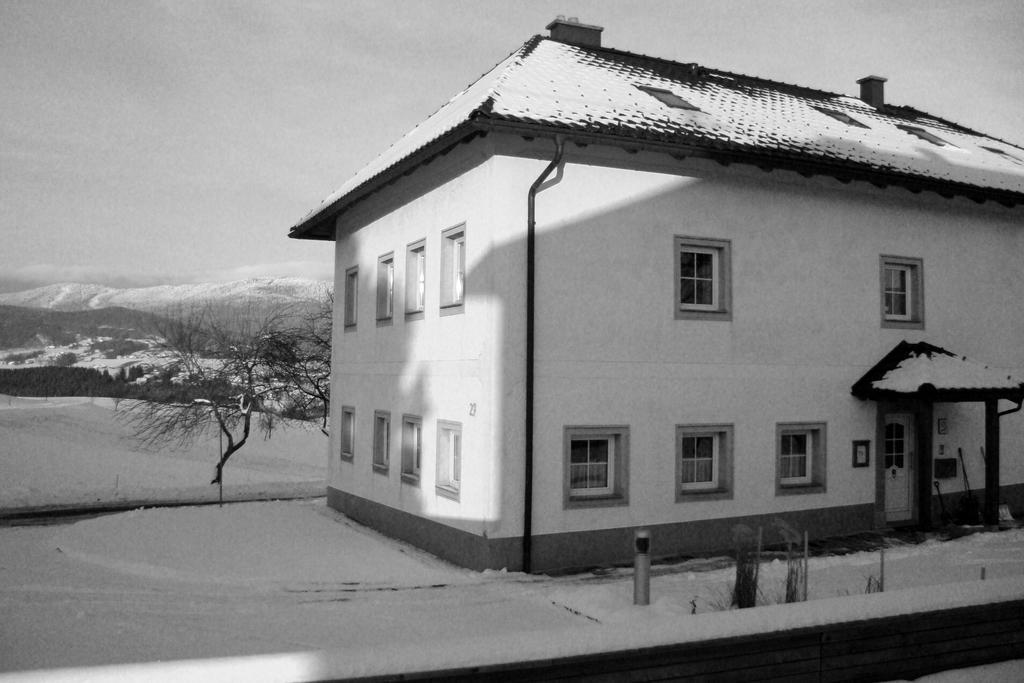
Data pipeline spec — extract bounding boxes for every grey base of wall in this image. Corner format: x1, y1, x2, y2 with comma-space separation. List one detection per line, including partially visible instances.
328, 487, 876, 573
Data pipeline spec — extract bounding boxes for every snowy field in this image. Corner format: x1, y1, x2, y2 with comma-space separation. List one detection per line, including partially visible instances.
0, 395, 326, 509
1, 395, 1022, 680
1, 499, 1023, 680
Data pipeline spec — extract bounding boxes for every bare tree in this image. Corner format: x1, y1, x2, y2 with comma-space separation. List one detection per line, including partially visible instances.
123, 303, 293, 502
263, 290, 332, 436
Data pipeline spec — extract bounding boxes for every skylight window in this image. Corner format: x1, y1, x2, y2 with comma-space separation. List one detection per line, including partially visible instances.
897, 125, 957, 149
812, 106, 869, 129
980, 145, 1024, 165
636, 85, 701, 111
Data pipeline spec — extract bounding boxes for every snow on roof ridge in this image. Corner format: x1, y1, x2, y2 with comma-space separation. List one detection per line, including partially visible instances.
872, 347, 1021, 393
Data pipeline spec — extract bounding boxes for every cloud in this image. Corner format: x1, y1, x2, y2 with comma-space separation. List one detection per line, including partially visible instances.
0, 260, 334, 293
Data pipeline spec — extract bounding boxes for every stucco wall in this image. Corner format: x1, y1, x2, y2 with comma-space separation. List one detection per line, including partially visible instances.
326, 133, 1024, 556
511, 144, 1024, 541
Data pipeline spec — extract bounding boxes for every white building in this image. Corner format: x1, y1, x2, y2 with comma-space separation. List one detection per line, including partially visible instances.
290, 19, 1024, 572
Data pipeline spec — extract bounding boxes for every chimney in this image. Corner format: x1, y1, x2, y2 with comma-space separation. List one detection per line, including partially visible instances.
857, 75, 887, 108
546, 15, 603, 48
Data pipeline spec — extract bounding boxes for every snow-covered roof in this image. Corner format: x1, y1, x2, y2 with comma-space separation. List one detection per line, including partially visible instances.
852, 341, 1024, 400
291, 34, 1024, 239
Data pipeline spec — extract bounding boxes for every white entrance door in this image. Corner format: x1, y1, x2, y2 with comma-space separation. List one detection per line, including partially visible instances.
884, 414, 915, 523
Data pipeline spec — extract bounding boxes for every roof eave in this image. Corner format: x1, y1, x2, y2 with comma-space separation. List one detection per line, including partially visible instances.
288, 121, 489, 241
291, 116, 1024, 242
852, 385, 1024, 403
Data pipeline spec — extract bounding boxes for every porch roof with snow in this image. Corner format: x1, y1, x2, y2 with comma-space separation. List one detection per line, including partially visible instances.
851, 341, 1024, 402
291, 31, 1024, 240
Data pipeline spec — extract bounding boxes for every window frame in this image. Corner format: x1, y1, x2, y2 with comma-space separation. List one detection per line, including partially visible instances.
775, 422, 827, 495
880, 255, 924, 329
674, 236, 732, 321
372, 410, 390, 474
440, 224, 466, 314
340, 405, 356, 461
676, 424, 734, 501
401, 414, 423, 483
343, 266, 358, 330
636, 84, 701, 111
436, 419, 462, 500
405, 239, 426, 320
563, 425, 630, 509
376, 252, 395, 324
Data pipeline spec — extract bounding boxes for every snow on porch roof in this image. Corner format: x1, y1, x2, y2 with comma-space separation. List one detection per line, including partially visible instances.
290, 32, 1024, 240
851, 341, 1024, 401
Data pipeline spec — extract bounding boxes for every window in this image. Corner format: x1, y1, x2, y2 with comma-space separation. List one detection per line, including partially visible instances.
436, 420, 462, 499
401, 414, 422, 481
343, 266, 358, 329
405, 240, 426, 317
564, 426, 629, 508
776, 422, 827, 495
981, 145, 1024, 166
376, 253, 394, 322
675, 236, 731, 320
372, 410, 390, 473
636, 85, 701, 111
811, 106, 869, 129
897, 124, 957, 149
340, 406, 355, 461
676, 424, 734, 501
880, 256, 924, 329
441, 225, 465, 312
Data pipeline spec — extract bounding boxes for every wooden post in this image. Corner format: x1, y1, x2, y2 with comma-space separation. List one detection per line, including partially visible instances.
984, 400, 1000, 528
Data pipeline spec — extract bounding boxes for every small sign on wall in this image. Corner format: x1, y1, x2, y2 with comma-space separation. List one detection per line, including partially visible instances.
852, 440, 870, 468
937, 418, 948, 435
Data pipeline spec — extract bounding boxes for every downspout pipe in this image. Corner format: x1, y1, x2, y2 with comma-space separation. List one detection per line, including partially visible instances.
524, 136, 565, 574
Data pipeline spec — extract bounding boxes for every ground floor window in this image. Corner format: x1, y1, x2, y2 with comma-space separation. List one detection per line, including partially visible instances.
401, 415, 422, 481
372, 410, 390, 473
340, 406, 355, 461
676, 424, 733, 501
776, 422, 826, 495
564, 426, 629, 508
436, 420, 462, 499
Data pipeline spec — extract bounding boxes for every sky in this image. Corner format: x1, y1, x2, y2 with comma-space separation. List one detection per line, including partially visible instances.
2, 0, 1022, 293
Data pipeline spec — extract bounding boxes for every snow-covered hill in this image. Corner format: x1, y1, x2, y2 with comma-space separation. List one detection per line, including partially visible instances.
0, 278, 330, 313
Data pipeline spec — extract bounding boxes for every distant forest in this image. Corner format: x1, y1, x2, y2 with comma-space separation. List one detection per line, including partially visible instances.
0, 366, 192, 401
0, 305, 165, 348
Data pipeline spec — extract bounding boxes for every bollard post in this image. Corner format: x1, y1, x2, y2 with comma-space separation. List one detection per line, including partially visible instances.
634, 529, 651, 606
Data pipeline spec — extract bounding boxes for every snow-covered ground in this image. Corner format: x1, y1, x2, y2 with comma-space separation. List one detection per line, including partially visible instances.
1, 499, 1023, 680
0, 395, 326, 509
1, 395, 1022, 680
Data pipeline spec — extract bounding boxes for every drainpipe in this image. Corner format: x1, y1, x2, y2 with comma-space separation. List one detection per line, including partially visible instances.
524, 136, 565, 574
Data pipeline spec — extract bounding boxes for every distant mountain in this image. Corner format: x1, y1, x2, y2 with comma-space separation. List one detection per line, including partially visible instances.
0, 305, 167, 349
0, 278, 330, 313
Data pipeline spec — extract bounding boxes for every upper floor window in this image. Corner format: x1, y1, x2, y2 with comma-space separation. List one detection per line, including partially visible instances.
441, 225, 465, 313
675, 236, 731, 321
880, 255, 924, 329
405, 240, 426, 318
343, 266, 358, 329
376, 253, 394, 322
